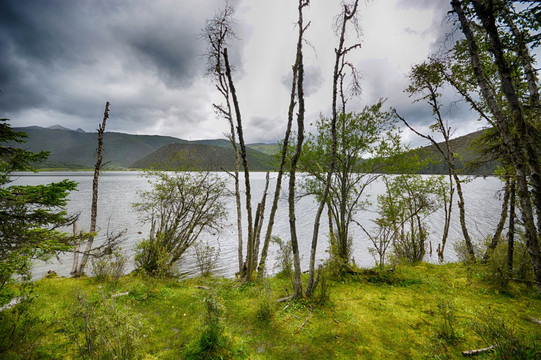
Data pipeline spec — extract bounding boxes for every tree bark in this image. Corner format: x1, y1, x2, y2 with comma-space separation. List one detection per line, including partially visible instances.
77, 101, 109, 275
507, 178, 516, 275
452, 0, 541, 292
483, 177, 510, 262
306, 0, 360, 297
223, 48, 256, 281
288, 0, 310, 297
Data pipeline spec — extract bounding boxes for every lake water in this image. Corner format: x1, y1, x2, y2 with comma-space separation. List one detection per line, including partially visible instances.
8, 171, 504, 279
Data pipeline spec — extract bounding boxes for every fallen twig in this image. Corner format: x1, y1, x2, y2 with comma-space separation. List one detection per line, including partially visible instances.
0, 296, 26, 312
529, 316, 541, 326
297, 305, 314, 333
277, 295, 294, 303
462, 345, 496, 356
195, 285, 211, 290
111, 291, 129, 298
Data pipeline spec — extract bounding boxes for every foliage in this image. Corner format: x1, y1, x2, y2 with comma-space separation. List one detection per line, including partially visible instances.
194, 240, 221, 277
0, 119, 77, 290
1, 262, 540, 359
183, 291, 234, 360
300, 101, 402, 271
484, 234, 534, 287
134, 237, 173, 278
471, 311, 540, 360
270, 236, 292, 279
376, 174, 445, 264
61, 291, 147, 360
133, 171, 226, 276
91, 249, 127, 285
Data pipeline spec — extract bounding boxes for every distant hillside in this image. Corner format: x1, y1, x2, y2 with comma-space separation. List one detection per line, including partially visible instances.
247, 143, 281, 155
413, 129, 498, 175
12, 126, 187, 169
131, 143, 275, 171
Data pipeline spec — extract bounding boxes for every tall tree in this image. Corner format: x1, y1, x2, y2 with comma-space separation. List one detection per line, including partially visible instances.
450, 0, 541, 292
395, 60, 476, 262
0, 119, 77, 289
201, 4, 244, 274
305, 0, 362, 297
287, 0, 310, 297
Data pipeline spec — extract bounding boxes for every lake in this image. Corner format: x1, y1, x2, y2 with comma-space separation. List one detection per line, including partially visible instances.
8, 171, 504, 279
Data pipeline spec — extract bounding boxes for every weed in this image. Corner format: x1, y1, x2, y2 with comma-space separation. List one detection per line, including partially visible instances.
91, 249, 127, 285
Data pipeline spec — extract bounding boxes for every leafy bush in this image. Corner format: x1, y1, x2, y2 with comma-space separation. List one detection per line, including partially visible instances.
484, 235, 533, 287
271, 236, 292, 279
91, 249, 127, 284
133, 171, 226, 277
61, 291, 147, 360
134, 237, 173, 278
184, 292, 235, 359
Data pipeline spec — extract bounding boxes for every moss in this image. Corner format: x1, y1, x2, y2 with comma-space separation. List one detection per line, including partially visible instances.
0, 263, 539, 359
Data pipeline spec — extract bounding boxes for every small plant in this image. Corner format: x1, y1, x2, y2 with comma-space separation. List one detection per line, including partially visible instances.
134, 237, 173, 278
184, 291, 233, 359
313, 265, 330, 305
256, 274, 273, 324
434, 298, 462, 344
471, 311, 539, 360
271, 236, 292, 279
91, 249, 127, 284
62, 291, 147, 359
194, 240, 221, 277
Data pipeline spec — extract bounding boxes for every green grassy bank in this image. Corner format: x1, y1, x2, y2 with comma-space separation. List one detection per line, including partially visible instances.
1, 262, 539, 359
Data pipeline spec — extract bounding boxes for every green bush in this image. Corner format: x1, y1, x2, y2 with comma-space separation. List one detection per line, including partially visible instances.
484, 236, 533, 287
61, 291, 147, 360
194, 240, 221, 277
134, 237, 173, 278
91, 249, 127, 284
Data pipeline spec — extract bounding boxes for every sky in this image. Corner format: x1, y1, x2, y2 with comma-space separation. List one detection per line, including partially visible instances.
0, 0, 486, 148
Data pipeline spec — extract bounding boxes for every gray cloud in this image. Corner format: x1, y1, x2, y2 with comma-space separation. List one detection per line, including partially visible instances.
0, 0, 242, 137
280, 65, 324, 97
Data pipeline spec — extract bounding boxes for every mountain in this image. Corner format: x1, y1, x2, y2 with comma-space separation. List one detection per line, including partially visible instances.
12, 126, 187, 169
131, 142, 275, 171
413, 129, 498, 175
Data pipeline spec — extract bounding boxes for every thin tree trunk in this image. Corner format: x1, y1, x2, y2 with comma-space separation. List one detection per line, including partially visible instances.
70, 221, 80, 275
257, 59, 298, 278
507, 178, 516, 275
452, 0, 541, 292
483, 177, 510, 262
223, 48, 255, 281
252, 172, 269, 270
305, 0, 360, 297
77, 101, 109, 275
438, 172, 454, 262
288, 0, 310, 297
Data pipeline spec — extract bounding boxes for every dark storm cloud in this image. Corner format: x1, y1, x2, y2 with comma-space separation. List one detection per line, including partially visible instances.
0, 0, 242, 135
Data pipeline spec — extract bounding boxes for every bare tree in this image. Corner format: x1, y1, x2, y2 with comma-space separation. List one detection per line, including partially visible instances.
201, 4, 245, 275
395, 60, 476, 262
287, 0, 311, 297
74, 101, 110, 276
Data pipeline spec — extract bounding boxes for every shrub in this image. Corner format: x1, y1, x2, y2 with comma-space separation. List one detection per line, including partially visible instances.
194, 240, 221, 277
91, 249, 127, 284
471, 312, 540, 360
134, 237, 173, 278
271, 236, 292, 279
61, 291, 147, 360
484, 235, 533, 287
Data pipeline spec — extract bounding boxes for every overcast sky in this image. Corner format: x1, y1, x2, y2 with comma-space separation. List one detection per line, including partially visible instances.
0, 0, 486, 148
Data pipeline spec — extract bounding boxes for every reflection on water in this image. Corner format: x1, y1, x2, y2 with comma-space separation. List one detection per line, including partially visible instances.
9, 171, 504, 279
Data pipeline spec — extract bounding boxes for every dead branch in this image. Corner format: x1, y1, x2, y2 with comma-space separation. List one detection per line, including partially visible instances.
0, 296, 26, 312
297, 304, 314, 333
462, 345, 496, 356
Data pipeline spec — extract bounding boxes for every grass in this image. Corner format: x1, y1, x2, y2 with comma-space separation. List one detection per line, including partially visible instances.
1, 262, 540, 359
